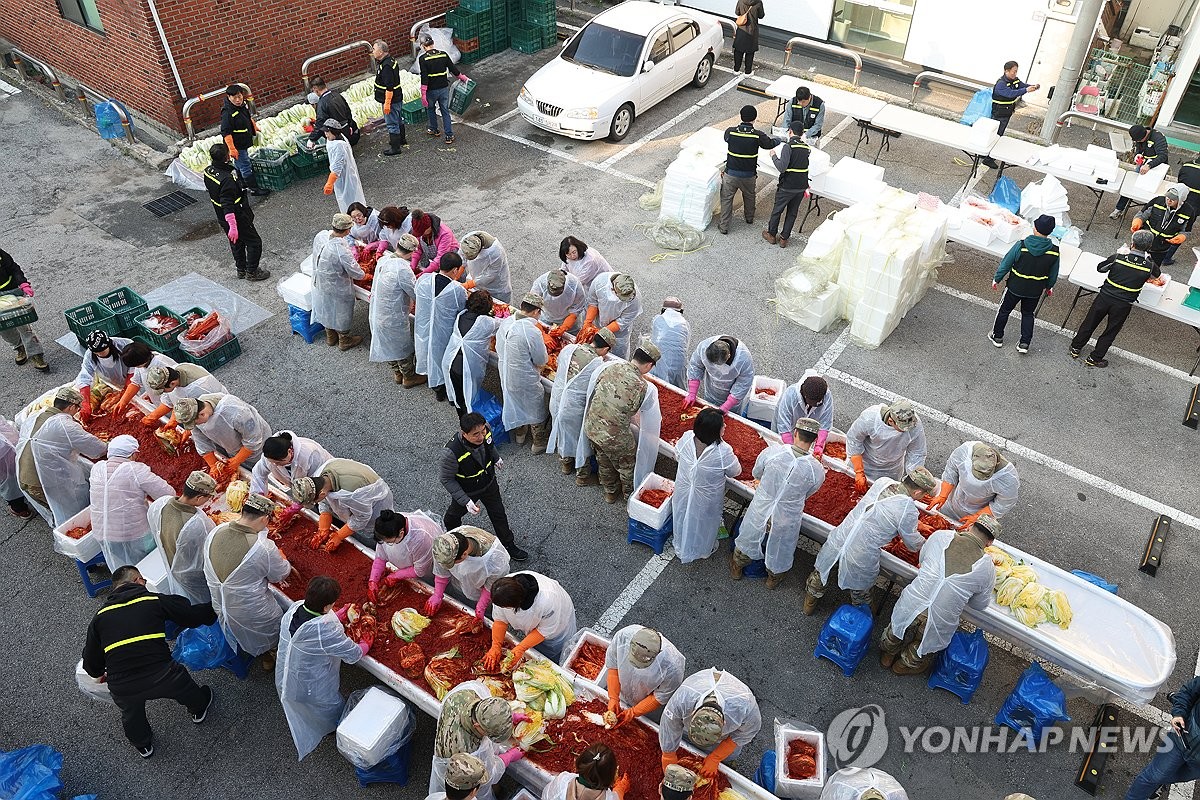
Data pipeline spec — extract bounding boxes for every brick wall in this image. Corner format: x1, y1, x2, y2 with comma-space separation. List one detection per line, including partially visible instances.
1, 0, 455, 134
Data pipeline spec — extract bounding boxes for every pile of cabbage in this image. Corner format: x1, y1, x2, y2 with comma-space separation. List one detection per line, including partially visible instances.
989, 546, 1073, 630
176, 75, 421, 173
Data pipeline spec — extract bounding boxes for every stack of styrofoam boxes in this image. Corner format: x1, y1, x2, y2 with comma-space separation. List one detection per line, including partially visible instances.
816, 157, 886, 204
848, 232, 924, 347
966, 117, 1001, 154
1133, 162, 1170, 195
1085, 144, 1120, 185
135, 547, 170, 593
747, 376, 785, 424
1020, 174, 1070, 224
950, 197, 1029, 247
659, 149, 721, 231
774, 723, 827, 799
791, 283, 843, 333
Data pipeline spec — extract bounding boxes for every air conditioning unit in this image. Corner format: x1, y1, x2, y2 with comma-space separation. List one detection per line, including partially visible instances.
1049, 0, 1077, 16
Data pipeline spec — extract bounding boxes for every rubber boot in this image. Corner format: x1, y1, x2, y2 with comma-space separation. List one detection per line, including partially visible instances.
383, 133, 405, 157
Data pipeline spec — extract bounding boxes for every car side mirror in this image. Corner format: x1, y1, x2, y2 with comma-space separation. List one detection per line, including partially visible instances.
643, 60, 655, 72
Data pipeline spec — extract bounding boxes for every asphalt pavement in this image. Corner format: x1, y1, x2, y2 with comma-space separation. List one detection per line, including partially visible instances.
0, 25, 1197, 800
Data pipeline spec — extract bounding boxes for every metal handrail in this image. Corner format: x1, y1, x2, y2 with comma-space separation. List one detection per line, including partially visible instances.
8, 48, 65, 100
410, 12, 449, 60
1050, 110, 1131, 144
181, 82, 255, 143
301, 41, 376, 90
75, 82, 137, 144
909, 70, 988, 105
783, 36, 862, 88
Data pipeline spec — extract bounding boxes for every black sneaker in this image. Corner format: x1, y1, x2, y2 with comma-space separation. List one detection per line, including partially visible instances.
1017, 342, 1029, 354
988, 333, 1003, 348
1085, 356, 1109, 368
137, 744, 154, 759
426, 128, 440, 137
1069, 346, 1081, 359
506, 544, 530, 562
191, 686, 214, 724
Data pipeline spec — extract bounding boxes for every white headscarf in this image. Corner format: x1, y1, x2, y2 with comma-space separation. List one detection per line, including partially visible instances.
108, 434, 139, 460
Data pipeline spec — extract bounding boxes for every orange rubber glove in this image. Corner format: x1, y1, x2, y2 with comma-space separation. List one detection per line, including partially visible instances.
178, 429, 191, 445
509, 628, 545, 667
463, 279, 477, 290
383, 90, 394, 116
605, 320, 621, 334
925, 481, 953, 511
628, 694, 660, 719
958, 505, 992, 530
225, 445, 254, 474
142, 403, 170, 427
114, 381, 139, 414
322, 523, 355, 552
224, 135, 238, 161
850, 454, 867, 493
163, 413, 178, 430
560, 313, 577, 333
607, 668, 622, 713
310, 511, 334, 549
483, 620, 509, 670
201, 451, 223, 478
1131, 218, 1143, 232
700, 739, 737, 778
584, 305, 599, 326
1169, 234, 1187, 245
661, 751, 680, 772
613, 775, 630, 800
324, 173, 338, 195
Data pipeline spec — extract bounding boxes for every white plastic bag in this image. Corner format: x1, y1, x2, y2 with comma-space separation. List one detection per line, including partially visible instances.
819, 767, 908, 800
75, 660, 114, 705
410, 25, 461, 73
177, 314, 233, 357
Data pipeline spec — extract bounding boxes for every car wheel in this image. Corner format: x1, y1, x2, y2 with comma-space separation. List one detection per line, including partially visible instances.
608, 103, 635, 142
692, 55, 714, 88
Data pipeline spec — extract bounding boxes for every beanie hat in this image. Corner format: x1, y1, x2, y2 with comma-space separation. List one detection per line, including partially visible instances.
1033, 215, 1055, 235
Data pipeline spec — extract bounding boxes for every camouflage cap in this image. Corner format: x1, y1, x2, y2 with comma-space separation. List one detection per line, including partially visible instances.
973, 513, 1002, 539
460, 233, 483, 260
628, 627, 662, 668
185, 470, 218, 496
886, 399, 918, 431
687, 704, 725, 748
242, 493, 276, 516
794, 417, 821, 436
291, 476, 318, 504
55, 386, 84, 405
521, 292, 545, 310
592, 326, 615, 349
546, 270, 567, 291
173, 397, 200, 428
636, 339, 661, 363
662, 765, 698, 794
904, 466, 938, 492
445, 753, 489, 791
472, 696, 514, 740
146, 365, 172, 391
612, 274, 637, 300
432, 531, 461, 568
397, 233, 420, 254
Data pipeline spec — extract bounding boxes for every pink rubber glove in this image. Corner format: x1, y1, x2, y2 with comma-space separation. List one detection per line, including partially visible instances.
458, 73, 469, 82
512, 711, 531, 724
358, 639, 372, 656
369, 557, 388, 585
334, 604, 350, 622
684, 379, 700, 407
225, 213, 239, 243
386, 565, 419, 584
780, 431, 794, 445
370, 240, 389, 255
424, 575, 450, 615
499, 747, 525, 766
19, 283, 33, 298
475, 586, 492, 619
813, 428, 829, 457
420, 85, 428, 107
719, 394, 739, 414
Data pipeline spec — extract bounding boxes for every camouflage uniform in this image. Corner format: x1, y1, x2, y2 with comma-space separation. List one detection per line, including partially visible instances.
583, 361, 646, 497
434, 687, 485, 758
559, 343, 599, 479
878, 611, 933, 672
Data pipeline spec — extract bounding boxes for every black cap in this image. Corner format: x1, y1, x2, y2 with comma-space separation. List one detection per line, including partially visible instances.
1129, 124, 1147, 141
740, 105, 757, 123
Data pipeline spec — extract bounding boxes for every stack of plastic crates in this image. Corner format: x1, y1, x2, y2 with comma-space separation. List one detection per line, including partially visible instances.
524, 0, 557, 48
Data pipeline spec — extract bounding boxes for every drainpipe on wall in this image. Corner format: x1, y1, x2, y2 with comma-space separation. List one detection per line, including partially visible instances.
1039, 0, 1106, 142
145, 0, 187, 98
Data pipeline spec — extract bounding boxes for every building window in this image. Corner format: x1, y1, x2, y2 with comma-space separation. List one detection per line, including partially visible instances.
58, 0, 104, 32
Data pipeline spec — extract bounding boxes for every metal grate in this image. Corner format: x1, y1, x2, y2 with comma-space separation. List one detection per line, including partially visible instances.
142, 190, 198, 218
1083, 48, 1155, 125
537, 100, 563, 117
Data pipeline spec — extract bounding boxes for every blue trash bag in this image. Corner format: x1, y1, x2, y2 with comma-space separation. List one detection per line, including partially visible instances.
961, 88, 993, 126
928, 629, 989, 703
0, 745, 64, 800
173, 622, 235, 671
754, 750, 777, 793
989, 176, 1021, 214
1071, 569, 1118, 594
995, 662, 1070, 743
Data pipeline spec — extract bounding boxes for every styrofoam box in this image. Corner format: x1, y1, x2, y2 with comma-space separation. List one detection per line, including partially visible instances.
956, 217, 997, 246
52, 507, 100, 563
1139, 274, 1170, 307
808, 148, 832, 177
993, 218, 1030, 245
299, 254, 313, 276
628, 473, 674, 530
136, 547, 169, 593
337, 686, 411, 768
277, 272, 314, 312
792, 284, 843, 333
1188, 260, 1200, 290
747, 376, 786, 421
774, 725, 826, 799
561, 627, 611, 682
822, 176, 886, 206
829, 156, 885, 183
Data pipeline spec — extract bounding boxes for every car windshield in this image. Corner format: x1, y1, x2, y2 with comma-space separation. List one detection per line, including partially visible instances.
561, 23, 645, 77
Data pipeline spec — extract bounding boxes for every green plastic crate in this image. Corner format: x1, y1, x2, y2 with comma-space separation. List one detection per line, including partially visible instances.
447, 7, 484, 37
289, 142, 329, 180
133, 306, 185, 352
449, 78, 478, 114
0, 299, 37, 332
184, 335, 241, 371
250, 147, 295, 192
131, 333, 185, 365
511, 23, 543, 53
523, 0, 555, 11
458, 0, 491, 12
65, 301, 120, 344
401, 98, 426, 125
97, 286, 148, 332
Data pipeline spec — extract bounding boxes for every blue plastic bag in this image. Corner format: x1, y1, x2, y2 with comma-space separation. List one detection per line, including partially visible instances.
989, 176, 1021, 214
961, 88, 993, 126
173, 622, 235, 671
0, 745, 64, 800
1071, 569, 1118, 594
928, 629, 989, 703
754, 750, 777, 793
995, 662, 1070, 744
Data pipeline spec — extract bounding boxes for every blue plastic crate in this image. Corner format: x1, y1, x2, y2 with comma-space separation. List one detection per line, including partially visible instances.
354, 730, 414, 786
928, 629, 989, 703
814, 603, 874, 677
288, 305, 324, 343
627, 517, 672, 555
473, 389, 509, 445
75, 551, 112, 597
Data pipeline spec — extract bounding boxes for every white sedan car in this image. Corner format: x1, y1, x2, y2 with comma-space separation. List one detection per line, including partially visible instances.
517, 1, 724, 142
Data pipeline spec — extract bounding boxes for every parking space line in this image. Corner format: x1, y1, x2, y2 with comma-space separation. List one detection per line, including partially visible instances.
599, 73, 745, 169
814, 327, 852, 372
594, 544, 676, 635
932, 283, 1200, 385
483, 107, 522, 130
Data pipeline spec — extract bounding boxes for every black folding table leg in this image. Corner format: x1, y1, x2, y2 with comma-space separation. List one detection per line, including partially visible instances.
1061, 287, 1089, 329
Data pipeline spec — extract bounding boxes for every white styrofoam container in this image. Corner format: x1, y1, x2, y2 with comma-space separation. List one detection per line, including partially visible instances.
774, 725, 826, 799
561, 627, 611, 686
336, 686, 411, 768
136, 547, 169, 593
747, 376, 786, 421
1139, 274, 1170, 307
993, 217, 1030, 245
828, 157, 885, 183
628, 473, 674, 530
956, 217, 997, 246
52, 507, 100, 563
1189, 260, 1200, 290
299, 254, 314, 276
277, 272, 314, 312
808, 148, 832, 177
792, 284, 843, 333
511, 791, 539, 800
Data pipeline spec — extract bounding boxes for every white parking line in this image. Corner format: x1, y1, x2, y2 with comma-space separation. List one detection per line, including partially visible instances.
483, 107, 522, 130
594, 544, 676, 635
600, 73, 745, 168
933, 283, 1200, 385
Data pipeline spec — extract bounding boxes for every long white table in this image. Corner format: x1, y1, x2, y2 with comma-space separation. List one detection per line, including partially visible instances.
761, 76, 889, 155
988, 138, 1124, 230
869, 105, 999, 192
1112, 170, 1177, 238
